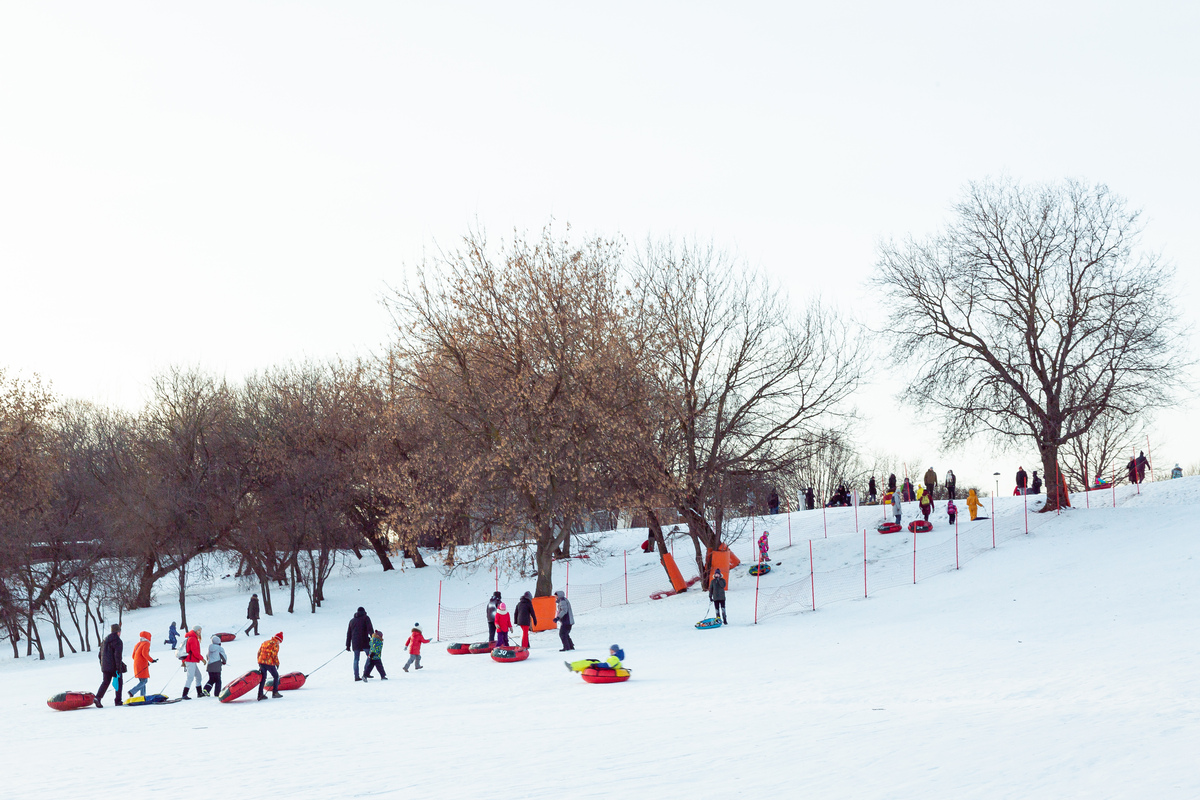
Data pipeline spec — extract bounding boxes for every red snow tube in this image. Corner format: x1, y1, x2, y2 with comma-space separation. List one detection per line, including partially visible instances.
877, 522, 901, 534
581, 666, 631, 684
468, 641, 495, 654
218, 670, 262, 703
216, 632, 237, 643
265, 671, 306, 691
490, 646, 529, 663
446, 642, 472, 655
47, 691, 95, 711
908, 520, 932, 533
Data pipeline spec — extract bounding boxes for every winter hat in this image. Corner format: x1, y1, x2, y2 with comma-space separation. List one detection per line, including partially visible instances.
273, 632, 284, 642
110, 623, 121, 633
211, 634, 221, 644
492, 591, 501, 599
522, 591, 532, 600
191, 625, 202, 633
610, 644, 625, 660
373, 630, 383, 637
498, 603, 507, 611
413, 623, 422, 632
715, 569, 723, 576
554, 590, 566, 599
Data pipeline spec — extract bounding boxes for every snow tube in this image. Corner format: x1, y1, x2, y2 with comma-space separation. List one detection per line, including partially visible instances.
468, 641, 496, 654
908, 520, 932, 533
216, 632, 237, 643
264, 671, 306, 691
47, 691, 95, 711
218, 670, 262, 703
490, 646, 529, 663
748, 563, 771, 576
877, 522, 901, 534
446, 642, 472, 655
581, 666, 631, 684
695, 618, 723, 630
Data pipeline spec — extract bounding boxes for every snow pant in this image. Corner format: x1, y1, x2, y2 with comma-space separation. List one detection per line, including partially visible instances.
487, 619, 496, 642
353, 648, 367, 679
759, 547, 768, 562
496, 630, 509, 647
257, 664, 280, 698
245, 618, 259, 636
403, 654, 422, 671
520, 625, 530, 648
96, 669, 122, 703
949, 512, 956, 525
184, 661, 205, 690
922, 509, 930, 521
204, 669, 223, 695
364, 657, 386, 678
713, 600, 727, 623
128, 678, 148, 698
947, 486, 956, 500
868, 491, 877, 503
559, 622, 574, 651
568, 658, 600, 671
894, 512, 901, 524
925, 483, 935, 500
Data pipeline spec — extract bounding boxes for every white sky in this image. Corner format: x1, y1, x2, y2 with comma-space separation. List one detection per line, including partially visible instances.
2, 2, 1197, 494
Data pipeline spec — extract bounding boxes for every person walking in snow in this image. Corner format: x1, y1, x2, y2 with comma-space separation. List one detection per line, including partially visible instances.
918, 487, 932, 522
923, 467, 938, 503
204, 634, 228, 697
1136, 451, 1149, 483
868, 476, 877, 504
1127, 457, 1138, 485
767, 489, 780, 515
1172, 464, 1183, 479
128, 631, 155, 700
553, 590, 575, 651
182, 625, 207, 698
902, 478, 915, 502
1016, 467, 1028, 494
346, 606, 374, 681
709, 569, 728, 625
255, 632, 285, 701
363, 630, 387, 680
245, 593, 260, 637
947, 498, 958, 526
804, 487, 815, 511
892, 486, 902, 524
945, 470, 957, 500
1031, 471, 1043, 494
95, 623, 124, 708
164, 621, 179, 648
486, 591, 502, 643
967, 489, 981, 521
514, 591, 537, 648
404, 624, 431, 671
757, 531, 769, 563
494, 603, 513, 647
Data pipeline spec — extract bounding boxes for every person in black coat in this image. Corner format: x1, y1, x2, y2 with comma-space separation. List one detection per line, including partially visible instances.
1127, 457, 1138, 484
868, 476, 877, 504
767, 489, 780, 515
486, 592, 502, 642
346, 607, 374, 681
1136, 451, 1149, 483
709, 569, 728, 625
514, 591, 537, 648
1031, 471, 1043, 494
804, 487, 815, 510
887, 473, 897, 493
244, 593, 260, 637
1016, 467, 1028, 493
95, 623, 124, 708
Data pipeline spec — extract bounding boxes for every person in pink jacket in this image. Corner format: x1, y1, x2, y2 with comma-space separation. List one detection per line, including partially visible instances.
494, 603, 513, 647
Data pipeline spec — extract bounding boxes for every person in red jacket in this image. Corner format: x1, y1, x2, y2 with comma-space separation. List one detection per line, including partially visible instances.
256, 632, 285, 701
494, 602, 512, 647
128, 631, 156, 700
403, 624, 431, 672
182, 625, 207, 699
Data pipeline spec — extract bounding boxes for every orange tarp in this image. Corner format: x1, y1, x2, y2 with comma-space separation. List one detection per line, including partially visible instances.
530, 596, 558, 632
660, 553, 688, 593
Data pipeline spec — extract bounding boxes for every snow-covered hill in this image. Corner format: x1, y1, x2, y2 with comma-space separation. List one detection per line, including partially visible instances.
3, 479, 1198, 799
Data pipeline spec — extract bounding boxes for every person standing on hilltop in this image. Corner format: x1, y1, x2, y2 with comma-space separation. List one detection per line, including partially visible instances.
945, 470, 956, 500
923, 467, 938, 504
1016, 467, 1028, 494
346, 606, 374, 682
868, 476, 877, 504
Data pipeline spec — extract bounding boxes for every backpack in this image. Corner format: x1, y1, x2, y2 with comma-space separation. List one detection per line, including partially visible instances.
176, 639, 189, 660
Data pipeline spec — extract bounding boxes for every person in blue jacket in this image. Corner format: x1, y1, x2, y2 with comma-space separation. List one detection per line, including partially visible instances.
164, 621, 179, 648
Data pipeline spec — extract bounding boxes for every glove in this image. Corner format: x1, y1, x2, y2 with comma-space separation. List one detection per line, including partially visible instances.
152, 658, 158, 663
346, 646, 351, 651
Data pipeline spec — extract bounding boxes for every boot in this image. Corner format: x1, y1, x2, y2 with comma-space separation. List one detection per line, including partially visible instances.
94, 697, 102, 708
257, 693, 267, 701
182, 687, 190, 700
271, 691, 283, 699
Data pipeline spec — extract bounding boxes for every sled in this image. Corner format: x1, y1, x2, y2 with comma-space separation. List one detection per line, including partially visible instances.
125, 694, 181, 706
216, 632, 237, 643
218, 670, 262, 703
264, 671, 306, 691
748, 563, 771, 576
877, 522, 901, 534
47, 691, 95, 711
490, 646, 530, 663
581, 666, 631, 684
468, 641, 496, 654
446, 642, 473, 655
695, 618, 723, 630
908, 520, 933, 533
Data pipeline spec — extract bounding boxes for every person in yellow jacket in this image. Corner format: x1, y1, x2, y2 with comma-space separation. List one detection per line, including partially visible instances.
967, 489, 980, 521
565, 644, 625, 672
256, 632, 285, 701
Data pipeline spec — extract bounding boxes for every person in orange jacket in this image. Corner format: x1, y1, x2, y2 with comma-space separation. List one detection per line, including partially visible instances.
128, 631, 156, 700
403, 624, 431, 672
494, 603, 513, 647
256, 632, 285, 701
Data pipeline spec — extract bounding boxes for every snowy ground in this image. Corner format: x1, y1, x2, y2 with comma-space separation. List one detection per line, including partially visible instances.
3, 480, 1198, 799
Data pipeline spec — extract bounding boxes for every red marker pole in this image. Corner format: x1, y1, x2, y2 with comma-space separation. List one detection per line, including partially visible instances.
565, 559, 570, 599
863, 527, 868, 597
912, 528, 917, 584
1112, 469, 1116, 507
809, 540, 816, 611
991, 493, 996, 549
853, 490, 859, 533
754, 560, 761, 624
436, 580, 442, 643
1024, 488, 1029, 534
822, 502, 828, 539
786, 495, 792, 548
955, 512, 959, 569
624, 550, 628, 604
1146, 435, 1155, 482
495, 566, 499, 592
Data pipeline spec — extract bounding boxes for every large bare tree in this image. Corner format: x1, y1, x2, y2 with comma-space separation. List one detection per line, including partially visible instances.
875, 178, 1185, 511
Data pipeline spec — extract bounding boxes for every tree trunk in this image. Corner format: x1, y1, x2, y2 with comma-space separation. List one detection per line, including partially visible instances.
177, 563, 188, 630
133, 554, 158, 609
404, 547, 428, 568
646, 508, 668, 556
534, 522, 557, 597
1039, 443, 1068, 512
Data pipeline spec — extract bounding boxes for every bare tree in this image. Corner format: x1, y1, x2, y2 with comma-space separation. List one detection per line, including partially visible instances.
634, 241, 862, 583
875, 178, 1186, 511
1059, 408, 1147, 490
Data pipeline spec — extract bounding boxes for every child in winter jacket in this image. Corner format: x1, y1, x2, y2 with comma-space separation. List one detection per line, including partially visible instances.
757, 532, 769, 563
918, 487, 932, 522
164, 622, 179, 648
494, 603, 512, 647
256, 633, 284, 701
566, 644, 625, 672
947, 499, 958, 525
129, 631, 156, 699
891, 489, 902, 524
967, 489, 980, 520
404, 625, 431, 672
204, 634, 228, 696
363, 630, 387, 680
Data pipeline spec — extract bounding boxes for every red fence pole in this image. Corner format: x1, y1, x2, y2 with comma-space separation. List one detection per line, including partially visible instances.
786, 495, 792, 547
809, 540, 816, 611
1024, 488, 1028, 533
566, 559, 570, 599
495, 566, 499, 592
863, 527, 868, 597
912, 529, 917, 584
955, 512, 959, 569
853, 490, 859, 533
1146, 435, 1155, 482
822, 503, 828, 539
754, 559, 761, 624
436, 580, 442, 642
991, 493, 996, 548
1112, 469, 1116, 507
624, 550, 628, 604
